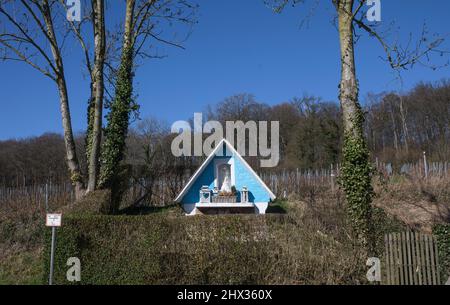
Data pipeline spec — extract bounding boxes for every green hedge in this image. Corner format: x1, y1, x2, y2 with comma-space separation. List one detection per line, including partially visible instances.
433, 224, 450, 283
43, 213, 366, 285
44, 214, 280, 284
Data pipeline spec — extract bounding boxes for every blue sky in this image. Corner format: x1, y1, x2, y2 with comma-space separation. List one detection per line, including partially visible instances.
1, 0, 449, 140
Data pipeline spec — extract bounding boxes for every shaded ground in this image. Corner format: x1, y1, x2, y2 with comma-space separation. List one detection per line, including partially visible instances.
266, 200, 289, 214
118, 203, 182, 215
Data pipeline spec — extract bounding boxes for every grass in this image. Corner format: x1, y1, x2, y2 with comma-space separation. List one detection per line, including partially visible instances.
0, 247, 44, 285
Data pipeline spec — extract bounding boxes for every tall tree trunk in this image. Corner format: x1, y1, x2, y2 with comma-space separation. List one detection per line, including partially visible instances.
337, 0, 374, 252
398, 95, 409, 153
87, 0, 106, 192
42, 0, 85, 198
98, 0, 136, 212
389, 101, 400, 154
338, 0, 359, 135
123, 0, 136, 51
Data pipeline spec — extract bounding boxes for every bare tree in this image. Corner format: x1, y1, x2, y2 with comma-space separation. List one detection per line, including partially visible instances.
366, 81, 450, 163
60, 0, 106, 192
0, 0, 86, 198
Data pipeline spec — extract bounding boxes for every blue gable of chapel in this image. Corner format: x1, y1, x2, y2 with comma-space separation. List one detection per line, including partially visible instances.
233, 155, 271, 203
178, 140, 274, 204
181, 156, 227, 203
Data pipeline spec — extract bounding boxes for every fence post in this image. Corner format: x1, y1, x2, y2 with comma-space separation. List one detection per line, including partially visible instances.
423, 151, 428, 180
330, 164, 335, 193
45, 183, 49, 212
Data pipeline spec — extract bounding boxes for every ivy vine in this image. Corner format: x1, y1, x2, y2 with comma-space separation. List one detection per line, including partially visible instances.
99, 46, 136, 191
339, 102, 375, 252
85, 94, 95, 172
433, 224, 450, 283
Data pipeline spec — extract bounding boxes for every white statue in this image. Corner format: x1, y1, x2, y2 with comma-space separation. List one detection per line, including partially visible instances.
220, 175, 232, 193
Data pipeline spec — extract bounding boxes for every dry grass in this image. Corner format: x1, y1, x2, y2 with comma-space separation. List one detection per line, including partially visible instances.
373, 175, 450, 233
268, 200, 368, 284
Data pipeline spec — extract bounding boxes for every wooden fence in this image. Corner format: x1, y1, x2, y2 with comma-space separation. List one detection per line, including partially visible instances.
383, 231, 441, 285
0, 182, 74, 205
377, 161, 450, 178
259, 168, 338, 198
260, 160, 450, 198
0, 160, 448, 204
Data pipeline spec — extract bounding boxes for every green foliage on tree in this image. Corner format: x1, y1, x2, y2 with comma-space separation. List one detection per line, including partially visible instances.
339, 107, 375, 252
433, 224, 450, 283
98, 46, 136, 209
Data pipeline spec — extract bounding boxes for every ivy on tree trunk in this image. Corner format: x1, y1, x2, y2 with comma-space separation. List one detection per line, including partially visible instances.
99, 46, 134, 190
98, 0, 136, 214
337, 0, 374, 253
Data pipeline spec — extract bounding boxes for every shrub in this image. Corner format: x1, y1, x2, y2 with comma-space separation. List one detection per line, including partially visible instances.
433, 224, 450, 283
43, 211, 368, 285
61, 189, 111, 216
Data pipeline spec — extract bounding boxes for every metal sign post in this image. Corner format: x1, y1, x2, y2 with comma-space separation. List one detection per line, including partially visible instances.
46, 213, 62, 285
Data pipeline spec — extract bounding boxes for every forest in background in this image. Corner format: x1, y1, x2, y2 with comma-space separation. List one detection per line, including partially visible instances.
0, 79, 449, 189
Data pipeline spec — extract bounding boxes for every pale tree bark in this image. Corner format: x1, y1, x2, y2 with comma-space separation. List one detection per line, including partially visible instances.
87, 0, 106, 192
63, 0, 107, 193
337, 0, 359, 136
124, 0, 136, 50
40, 0, 85, 198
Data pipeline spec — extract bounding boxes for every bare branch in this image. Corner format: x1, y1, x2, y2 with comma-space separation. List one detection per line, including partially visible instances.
353, 17, 449, 70
58, 0, 93, 77
0, 39, 56, 80
0, 3, 58, 74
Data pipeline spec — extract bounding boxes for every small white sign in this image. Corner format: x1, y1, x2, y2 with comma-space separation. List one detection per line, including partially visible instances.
46, 213, 62, 227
